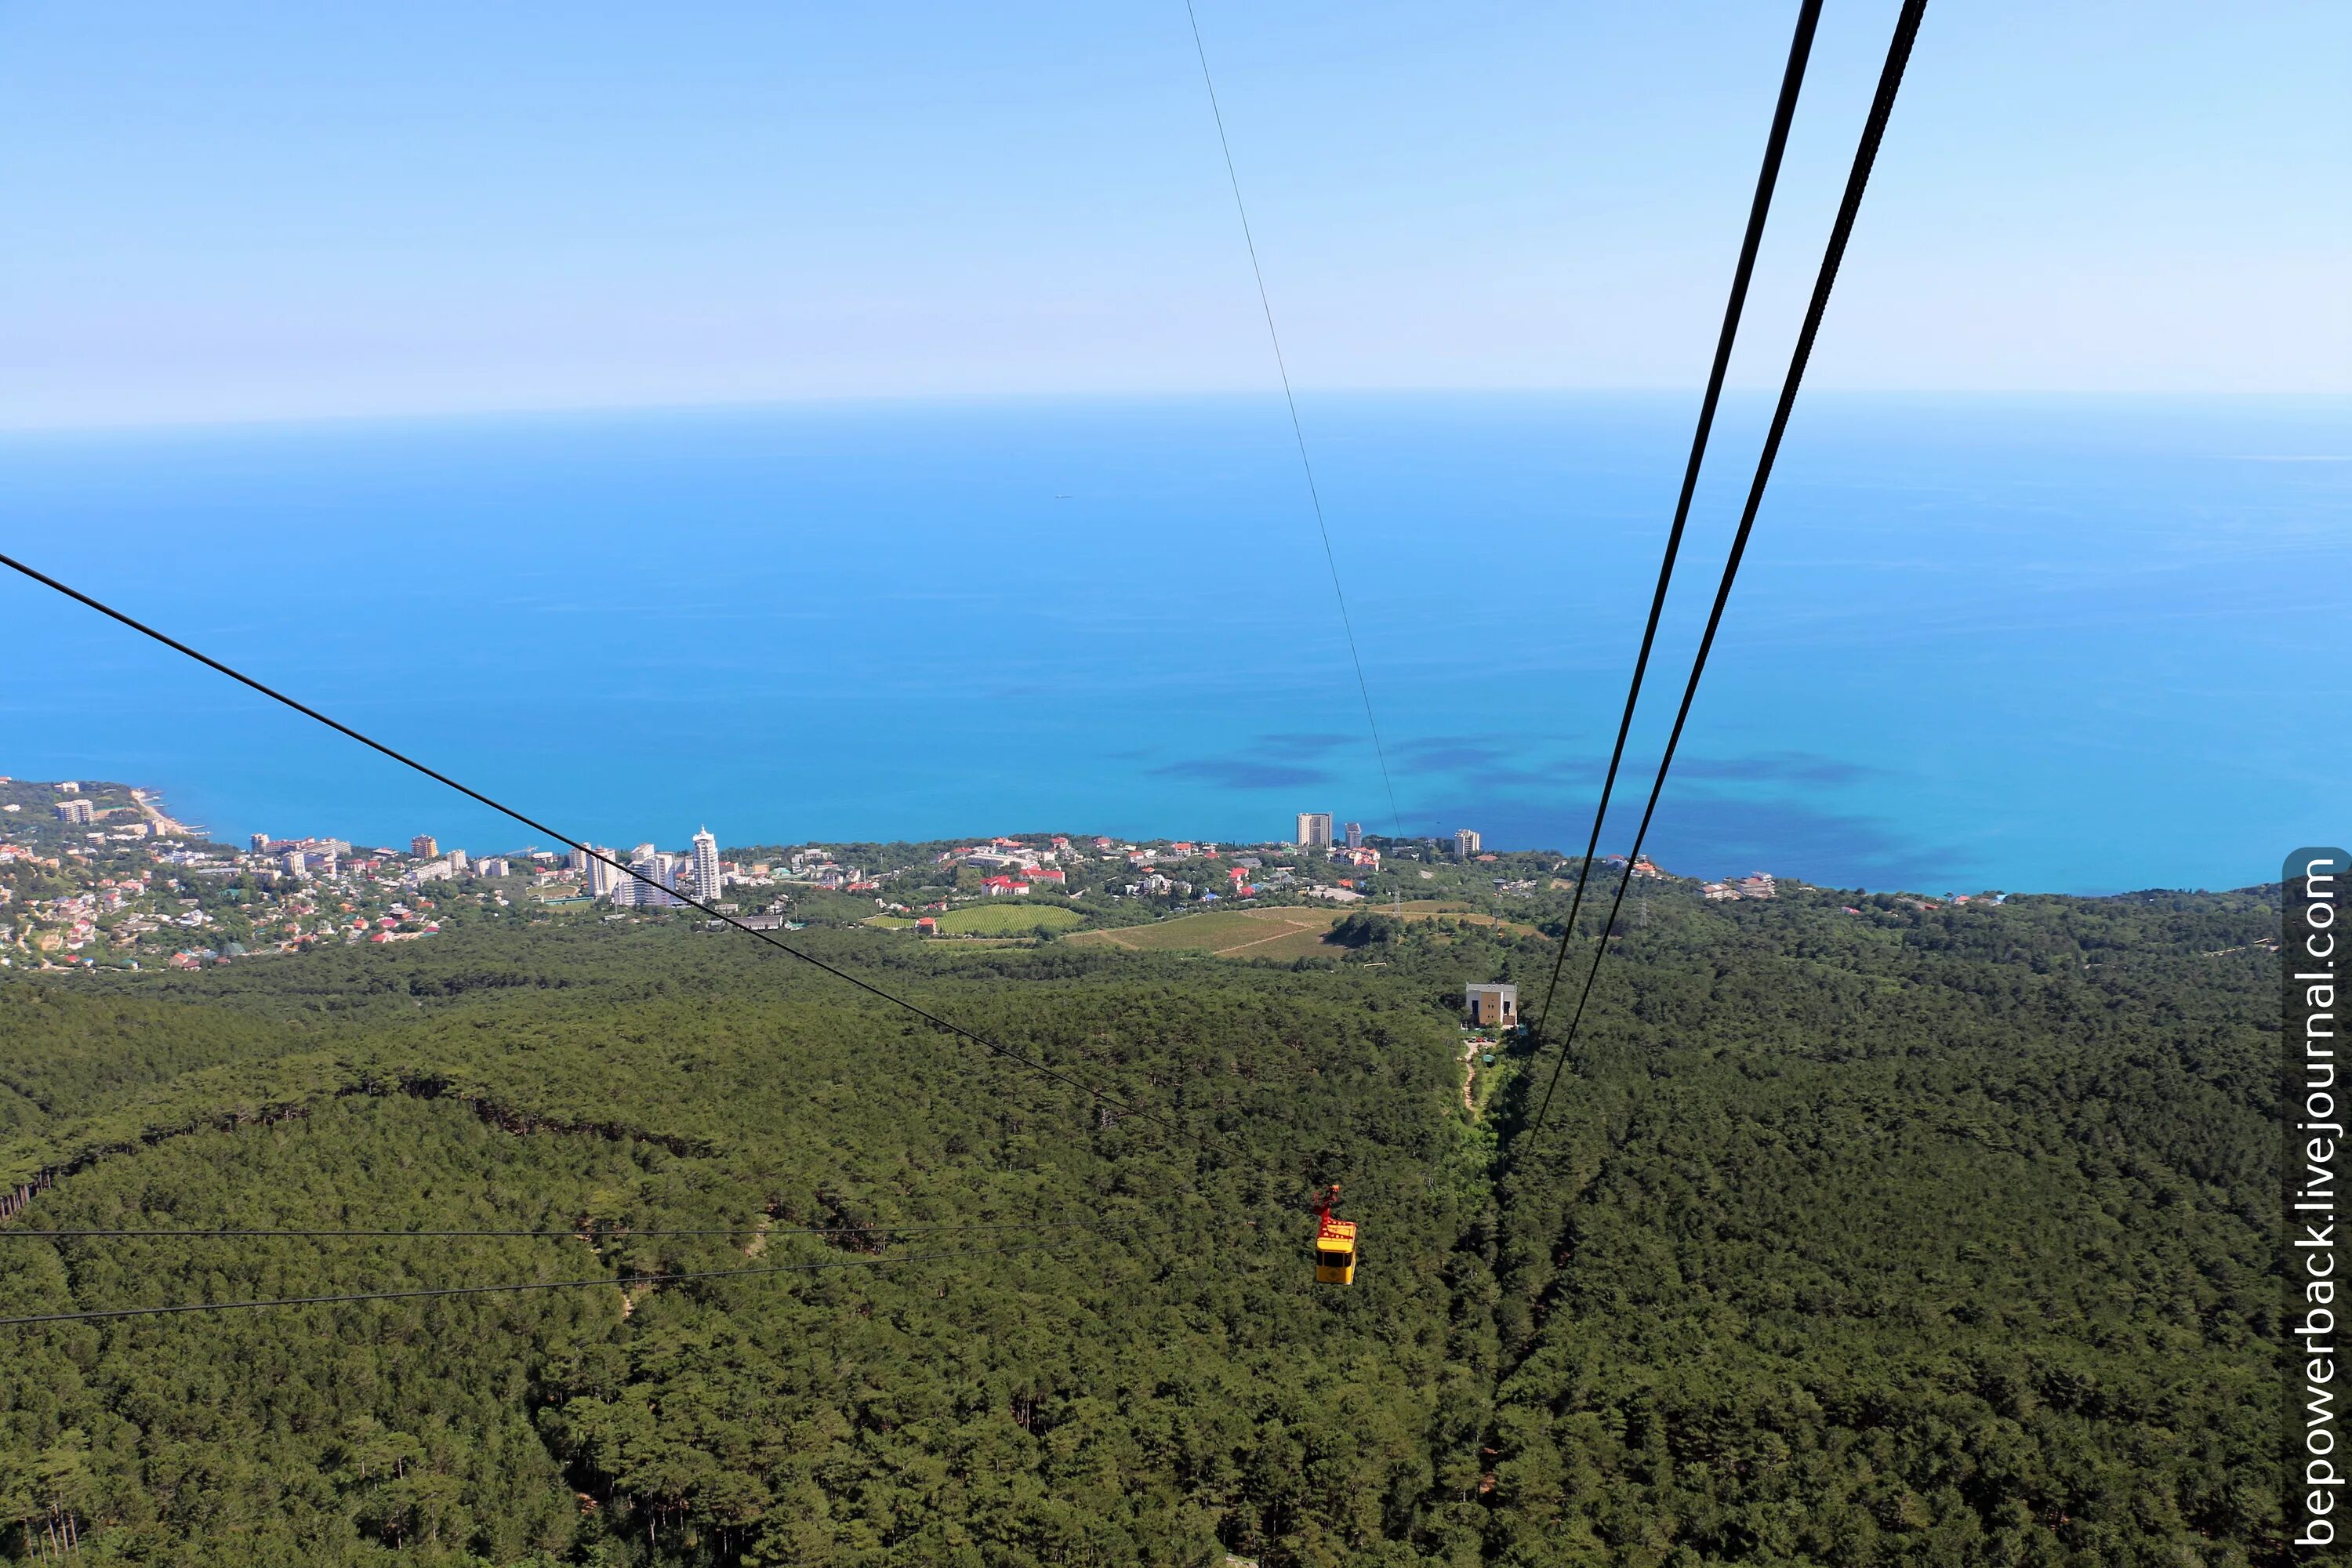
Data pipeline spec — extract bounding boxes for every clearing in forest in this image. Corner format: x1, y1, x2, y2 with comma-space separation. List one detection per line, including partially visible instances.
1384, 901, 1547, 938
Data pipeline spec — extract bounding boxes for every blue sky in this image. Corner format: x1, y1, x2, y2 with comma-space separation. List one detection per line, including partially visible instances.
0, 1, 2342, 426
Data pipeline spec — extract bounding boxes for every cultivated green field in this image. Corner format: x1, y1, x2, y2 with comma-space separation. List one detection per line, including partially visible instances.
944, 902, 1082, 935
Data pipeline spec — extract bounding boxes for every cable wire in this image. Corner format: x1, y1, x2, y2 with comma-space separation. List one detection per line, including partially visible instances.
0, 558, 1367, 1243
1523, 0, 1821, 1082
0, 548, 1244, 1165
0, 554, 1374, 1239
1183, 0, 1406, 843
1526, 0, 1929, 1137
0, 1234, 1106, 1328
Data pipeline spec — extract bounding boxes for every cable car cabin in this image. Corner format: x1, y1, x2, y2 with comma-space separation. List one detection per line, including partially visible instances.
1314, 1218, 1358, 1286
1310, 1184, 1357, 1286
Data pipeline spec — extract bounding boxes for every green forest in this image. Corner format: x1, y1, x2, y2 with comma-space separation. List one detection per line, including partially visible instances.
0, 873, 2285, 1566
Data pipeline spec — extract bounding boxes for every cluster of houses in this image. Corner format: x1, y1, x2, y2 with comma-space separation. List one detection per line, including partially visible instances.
934, 833, 1347, 904
253, 833, 544, 893
942, 836, 1076, 897
2, 837, 209, 966
1702, 872, 1778, 901
779, 848, 872, 892
1, 817, 473, 971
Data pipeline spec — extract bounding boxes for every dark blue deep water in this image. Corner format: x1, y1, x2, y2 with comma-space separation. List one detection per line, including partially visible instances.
3, 392, 2344, 893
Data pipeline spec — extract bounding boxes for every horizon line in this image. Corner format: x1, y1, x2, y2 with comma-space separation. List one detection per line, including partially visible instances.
3, 384, 2347, 440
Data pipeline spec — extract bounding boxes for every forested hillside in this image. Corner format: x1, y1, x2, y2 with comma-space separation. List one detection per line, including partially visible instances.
0, 880, 2283, 1566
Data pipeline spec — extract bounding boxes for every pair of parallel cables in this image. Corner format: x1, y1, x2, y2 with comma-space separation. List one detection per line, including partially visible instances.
1523, 0, 1929, 1135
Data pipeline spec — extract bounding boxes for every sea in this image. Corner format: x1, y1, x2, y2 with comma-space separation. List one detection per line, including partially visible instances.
1, 391, 2343, 896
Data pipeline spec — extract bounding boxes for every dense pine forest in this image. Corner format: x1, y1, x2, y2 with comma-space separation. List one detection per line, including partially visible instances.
0, 875, 2282, 1566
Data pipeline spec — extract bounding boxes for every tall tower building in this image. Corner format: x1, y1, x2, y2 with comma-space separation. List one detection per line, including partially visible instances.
691, 829, 722, 903
1454, 828, 1482, 860
1344, 822, 1363, 850
1295, 813, 1333, 849
586, 848, 625, 900
410, 834, 437, 860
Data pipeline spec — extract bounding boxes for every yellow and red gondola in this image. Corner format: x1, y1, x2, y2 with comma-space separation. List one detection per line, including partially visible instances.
1312, 1183, 1356, 1286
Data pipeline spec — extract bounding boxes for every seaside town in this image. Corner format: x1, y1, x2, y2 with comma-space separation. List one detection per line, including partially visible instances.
0, 776, 808, 971
0, 773, 1988, 976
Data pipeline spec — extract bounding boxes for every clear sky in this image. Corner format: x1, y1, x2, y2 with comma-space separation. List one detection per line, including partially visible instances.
0, 1, 2342, 427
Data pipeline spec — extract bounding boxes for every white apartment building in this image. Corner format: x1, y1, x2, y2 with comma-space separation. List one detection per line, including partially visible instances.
691, 829, 721, 903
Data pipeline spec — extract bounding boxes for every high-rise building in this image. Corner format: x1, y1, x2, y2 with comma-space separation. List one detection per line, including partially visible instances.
54, 800, 93, 825
280, 851, 305, 877
568, 846, 590, 873
1295, 812, 1333, 849
448, 848, 470, 875
410, 834, 437, 860
249, 833, 270, 853
1454, 828, 1482, 860
691, 829, 721, 904
608, 846, 664, 907
620, 851, 683, 909
1344, 822, 1364, 850
586, 848, 626, 900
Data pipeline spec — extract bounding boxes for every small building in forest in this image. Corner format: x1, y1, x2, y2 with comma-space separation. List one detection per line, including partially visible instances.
1464, 982, 1517, 1028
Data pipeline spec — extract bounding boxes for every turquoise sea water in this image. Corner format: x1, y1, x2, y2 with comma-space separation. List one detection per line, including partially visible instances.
1, 393, 2343, 894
